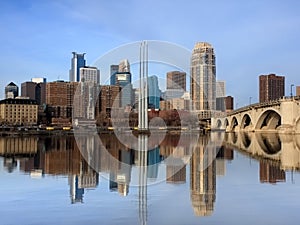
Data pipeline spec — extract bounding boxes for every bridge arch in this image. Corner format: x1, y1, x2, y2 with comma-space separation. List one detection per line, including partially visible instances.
216, 119, 222, 129
230, 116, 239, 132
295, 117, 300, 134
240, 114, 253, 131
224, 118, 229, 129
255, 109, 281, 131
240, 132, 252, 149
255, 133, 281, 155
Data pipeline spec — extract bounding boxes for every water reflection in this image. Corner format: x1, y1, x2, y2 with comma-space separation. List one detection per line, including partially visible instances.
224, 132, 300, 183
0, 132, 300, 220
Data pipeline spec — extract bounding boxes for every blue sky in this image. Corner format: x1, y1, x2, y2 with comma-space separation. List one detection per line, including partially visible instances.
1, 0, 300, 106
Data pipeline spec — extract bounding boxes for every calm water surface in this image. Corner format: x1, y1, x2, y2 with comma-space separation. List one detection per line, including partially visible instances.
0, 132, 300, 225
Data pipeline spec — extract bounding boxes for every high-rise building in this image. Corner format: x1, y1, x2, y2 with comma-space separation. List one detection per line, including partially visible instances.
69, 52, 86, 82
167, 71, 186, 91
216, 81, 226, 112
224, 96, 234, 112
79, 66, 100, 84
191, 42, 216, 112
118, 59, 130, 73
5, 82, 19, 99
110, 65, 119, 85
21, 78, 46, 105
148, 75, 161, 109
259, 74, 285, 103
115, 72, 133, 107
100, 85, 121, 116
296, 86, 300, 96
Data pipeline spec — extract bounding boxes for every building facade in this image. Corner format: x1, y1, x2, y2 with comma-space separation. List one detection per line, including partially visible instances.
224, 96, 234, 112
0, 98, 38, 125
21, 79, 46, 105
69, 52, 86, 82
115, 72, 133, 107
5, 82, 19, 99
191, 42, 216, 112
110, 65, 119, 85
167, 71, 186, 91
79, 66, 100, 84
100, 85, 121, 116
148, 75, 161, 109
259, 74, 285, 103
296, 86, 300, 96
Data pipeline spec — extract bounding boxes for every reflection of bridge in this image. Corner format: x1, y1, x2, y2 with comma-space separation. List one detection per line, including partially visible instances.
212, 97, 300, 133
224, 132, 300, 170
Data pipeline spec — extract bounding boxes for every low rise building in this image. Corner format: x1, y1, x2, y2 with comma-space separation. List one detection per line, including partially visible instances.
0, 98, 38, 125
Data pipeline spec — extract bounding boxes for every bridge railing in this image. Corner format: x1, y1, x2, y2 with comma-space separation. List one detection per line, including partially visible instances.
227, 96, 300, 116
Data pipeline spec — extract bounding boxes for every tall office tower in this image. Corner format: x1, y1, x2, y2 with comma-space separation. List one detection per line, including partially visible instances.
191, 42, 216, 111
69, 52, 86, 82
216, 81, 226, 112
259, 74, 285, 103
78, 66, 100, 120
148, 75, 161, 109
5, 82, 19, 99
115, 72, 133, 107
21, 78, 47, 105
167, 71, 186, 91
297, 86, 300, 96
110, 65, 119, 85
118, 59, 130, 73
79, 66, 100, 84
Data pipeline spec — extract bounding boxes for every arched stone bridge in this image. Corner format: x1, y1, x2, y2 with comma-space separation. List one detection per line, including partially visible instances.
223, 132, 300, 170
212, 97, 300, 133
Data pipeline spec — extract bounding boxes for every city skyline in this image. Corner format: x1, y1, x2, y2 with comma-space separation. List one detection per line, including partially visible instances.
1, 1, 300, 106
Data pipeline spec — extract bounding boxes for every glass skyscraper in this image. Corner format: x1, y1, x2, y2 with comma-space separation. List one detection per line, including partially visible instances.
191, 42, 216, 112
148, 75, 161, 109
69, 52, 86, 82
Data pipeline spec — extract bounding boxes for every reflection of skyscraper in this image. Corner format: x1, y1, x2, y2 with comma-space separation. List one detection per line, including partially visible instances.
259, 160, 285, 184
166, 162, 186, 184
191, 42, 216, 112
69, 175, 84, 204
190, 136, 216, 216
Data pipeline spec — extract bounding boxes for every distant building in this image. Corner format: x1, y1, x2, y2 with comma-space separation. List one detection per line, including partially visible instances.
118, 59, 130, 73
148, 75, 161, 109
100, 85, 121, 116
224, 96, 234, 112
21, 78, 46, 105
5, 82, 19, 99
69, 52, 86, 82
191, 42, 216, 111
259, 74, 285, 103
79, 66, 100, 84
296, 86, 300, 96
259, 160, 285, 184
46, 81, 79, 121
110, 65, 119, 85
0, 98, 38, 125
115, 72, 133, 107
167, 71, 186, 91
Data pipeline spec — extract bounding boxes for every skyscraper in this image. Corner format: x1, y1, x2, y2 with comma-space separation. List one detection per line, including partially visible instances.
115, 72, 133, 107
167, 71, 186, 91
110, 65, 119, 85
5, 82, 19, 99
148, 75, 161, 109
191, 42, 216, 112
118, 59, 130, 73
79, 66, 100, 84
216, 81, 226, 112
69, 52, 86, 82
21, 78, 46, 105
259, 74, 285, 103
